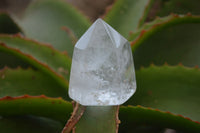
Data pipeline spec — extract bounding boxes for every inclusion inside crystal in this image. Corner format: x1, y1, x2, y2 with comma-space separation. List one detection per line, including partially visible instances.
69, 18, 136, 106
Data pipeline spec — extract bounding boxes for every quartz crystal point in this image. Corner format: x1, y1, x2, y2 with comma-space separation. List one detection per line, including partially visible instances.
69, 18, 136, 106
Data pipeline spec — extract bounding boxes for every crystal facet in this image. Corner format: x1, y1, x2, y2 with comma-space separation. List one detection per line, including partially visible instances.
69, 18, 136, 105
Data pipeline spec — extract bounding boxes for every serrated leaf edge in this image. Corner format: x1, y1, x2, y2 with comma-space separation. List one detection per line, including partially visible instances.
130, 14, 200, 51
0, 42, 68, 88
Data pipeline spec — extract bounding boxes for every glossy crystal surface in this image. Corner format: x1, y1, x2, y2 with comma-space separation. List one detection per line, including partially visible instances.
69, 19, 136, 105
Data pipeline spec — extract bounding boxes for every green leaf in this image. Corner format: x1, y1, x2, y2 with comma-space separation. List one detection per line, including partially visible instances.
119, 106, 200, 133
0, 96, 70, 132
130, 15, 200, 69
148, 0, 200, 21
0, 95, 72, 122
0, 35, 71, 88
126, 65, 200, 123
0, 116, 63, 133
0, 13, 22, 34
17, 0, 91, 56
73, 106, 119, 133
104, 0, 155, 37
0, 67, 68, 99
0, 95, 198, 132
0, 51, 30, 69
0, 35, 71, 78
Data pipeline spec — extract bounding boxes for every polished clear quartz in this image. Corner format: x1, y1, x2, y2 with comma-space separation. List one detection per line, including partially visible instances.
69, 18, 136, 105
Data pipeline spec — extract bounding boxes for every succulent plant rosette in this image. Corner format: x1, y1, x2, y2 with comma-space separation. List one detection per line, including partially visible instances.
0, 0, 200, 133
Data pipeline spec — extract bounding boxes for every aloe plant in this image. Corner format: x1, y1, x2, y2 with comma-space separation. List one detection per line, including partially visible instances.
0, 0, 200, 132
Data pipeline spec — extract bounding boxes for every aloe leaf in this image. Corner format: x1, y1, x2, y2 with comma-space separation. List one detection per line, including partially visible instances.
126, 65, 200, 126
16, 0, 91, 56
0, 116, 63, 133
0, 51, 29, 69
0, 13, 22, 34
119, 106, 200, 133
104, 0, 154, 37
148, 0, 200, 21
0, 67, 68, 99
0, 35, 71, 78
0, 35, 71, 88
0, 95, 198, 132
0, 94, 199, 132
0, 44, 67, 89
70, 106, 119, 133
130, 15, 200, 69
0, 95, 70, 132
0, 95, 72, 122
